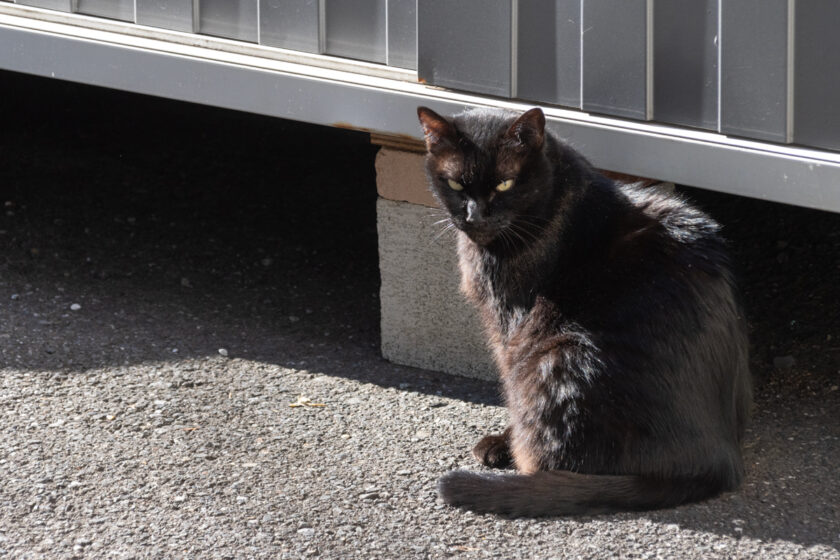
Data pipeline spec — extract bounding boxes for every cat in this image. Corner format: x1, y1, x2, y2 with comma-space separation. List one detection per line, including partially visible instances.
416, 106, 752, 517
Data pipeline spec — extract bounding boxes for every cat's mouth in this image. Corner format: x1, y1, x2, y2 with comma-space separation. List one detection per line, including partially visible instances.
461, 223, 502, 246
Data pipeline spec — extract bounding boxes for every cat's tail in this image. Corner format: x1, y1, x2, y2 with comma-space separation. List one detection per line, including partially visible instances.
438, 469, 728, 517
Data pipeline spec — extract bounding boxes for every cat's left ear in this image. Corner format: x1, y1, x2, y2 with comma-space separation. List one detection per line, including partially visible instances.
505, 108, 545, 151
417, 106, 457, 153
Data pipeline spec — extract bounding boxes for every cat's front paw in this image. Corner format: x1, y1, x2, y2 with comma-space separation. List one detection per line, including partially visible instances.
472, 431, 512, 469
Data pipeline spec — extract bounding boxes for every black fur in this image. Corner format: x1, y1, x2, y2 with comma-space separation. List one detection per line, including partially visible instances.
417, 106, 752, 517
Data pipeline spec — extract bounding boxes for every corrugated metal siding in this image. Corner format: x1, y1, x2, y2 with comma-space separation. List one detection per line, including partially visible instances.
4, 0, 839, 152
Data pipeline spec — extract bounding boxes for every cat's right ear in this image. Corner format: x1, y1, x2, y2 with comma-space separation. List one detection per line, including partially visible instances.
417, 107, 457, 153
505, 108, 546, 152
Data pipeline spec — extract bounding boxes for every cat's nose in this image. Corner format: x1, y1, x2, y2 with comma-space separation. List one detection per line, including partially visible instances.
465, 200, 481, 223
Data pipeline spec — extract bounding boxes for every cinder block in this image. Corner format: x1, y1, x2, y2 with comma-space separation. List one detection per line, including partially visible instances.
376, 197, 497, 381
374, 148, 438, 207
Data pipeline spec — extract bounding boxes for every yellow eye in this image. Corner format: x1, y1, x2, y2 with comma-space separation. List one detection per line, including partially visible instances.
496, 179, 514, 192
447, 179, 464, 191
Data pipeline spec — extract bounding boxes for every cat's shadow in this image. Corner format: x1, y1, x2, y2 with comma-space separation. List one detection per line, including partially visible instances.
640, 420, 840, 551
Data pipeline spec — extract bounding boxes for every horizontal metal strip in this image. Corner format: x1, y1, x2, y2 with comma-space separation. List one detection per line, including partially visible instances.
1, 12, 839, 213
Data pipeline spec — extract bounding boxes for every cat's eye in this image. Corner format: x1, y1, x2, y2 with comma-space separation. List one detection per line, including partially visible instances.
447, 179, 464, 191
496, 179, 515, 192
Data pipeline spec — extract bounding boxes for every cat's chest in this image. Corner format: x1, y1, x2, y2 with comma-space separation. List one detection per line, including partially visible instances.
458, 246, 539, 332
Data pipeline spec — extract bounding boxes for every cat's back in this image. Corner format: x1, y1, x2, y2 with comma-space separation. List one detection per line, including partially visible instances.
606, 182, 732, 277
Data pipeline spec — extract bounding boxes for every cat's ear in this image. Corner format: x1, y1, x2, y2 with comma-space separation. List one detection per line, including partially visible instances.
505, 108, 545, 151
417, 106, 457, 153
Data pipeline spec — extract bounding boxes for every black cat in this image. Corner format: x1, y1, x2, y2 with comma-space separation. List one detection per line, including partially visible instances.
417, 106, 752, 517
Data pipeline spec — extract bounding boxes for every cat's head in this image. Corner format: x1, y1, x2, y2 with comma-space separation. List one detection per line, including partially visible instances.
417, 107, 551, 247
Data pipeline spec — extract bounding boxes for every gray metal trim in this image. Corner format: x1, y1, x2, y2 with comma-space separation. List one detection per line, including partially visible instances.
2, 15, 840, 213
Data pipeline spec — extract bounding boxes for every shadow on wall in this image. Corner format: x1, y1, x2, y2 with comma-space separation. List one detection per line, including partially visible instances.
1, 70, 838, 551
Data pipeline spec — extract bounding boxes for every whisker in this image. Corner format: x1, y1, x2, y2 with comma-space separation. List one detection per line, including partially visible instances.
502, 225, 529, 248
432, 222, 456, 243
507, 222, 541, 244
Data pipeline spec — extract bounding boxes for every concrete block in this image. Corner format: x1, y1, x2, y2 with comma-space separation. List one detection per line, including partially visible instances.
374, 148, 438, 207
376, 198, 497, 381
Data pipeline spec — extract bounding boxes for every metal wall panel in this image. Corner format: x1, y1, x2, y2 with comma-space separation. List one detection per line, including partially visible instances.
720, 0, 788, 142
653, 0, 717, 130
324, 0, 386, 64
517, 0, 580, 109
386, 0, 416, 69
198, 0, 258, 42
582, 0, 649, 120
136, 0, 195, 33
259, 0, 319, 53
76, 0, 134, 21
15, 0, 71, 11
418, 0, 513, 97
793, 2, 840, 151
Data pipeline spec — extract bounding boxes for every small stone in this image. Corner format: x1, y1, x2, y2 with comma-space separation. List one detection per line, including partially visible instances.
773, 355, 796, 370
236, 496, 248, 504
261, 258, 273, 267
10, 294, 18, 300
70, 303, 81, 311
218, 348, 229, 357
297, 527, 315, 538
180, 277, 192, 288
173, 495, 186, 503
288, 316, 300, 323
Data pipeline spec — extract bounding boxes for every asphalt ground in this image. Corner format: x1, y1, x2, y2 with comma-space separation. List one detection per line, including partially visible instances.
1, 70, 838, 559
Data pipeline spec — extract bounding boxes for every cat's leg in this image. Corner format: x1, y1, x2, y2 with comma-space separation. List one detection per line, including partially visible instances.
472, 427, 513, 468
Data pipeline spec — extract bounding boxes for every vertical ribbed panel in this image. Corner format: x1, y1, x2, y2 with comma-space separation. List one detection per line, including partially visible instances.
198, 0, 258, 43
582, 0, 649, 120
792, 1, 840, 151
720, 0, 789, 142
76, 0, 134, 21
259, 0, 319, 53
386, 0, 416, 69
323, 0, 387, 64
15, 0, 72, 10
652, 0, 718, 130
136, 0, 194, 33
418, 0, 513, 97
516, 0, 580, 109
